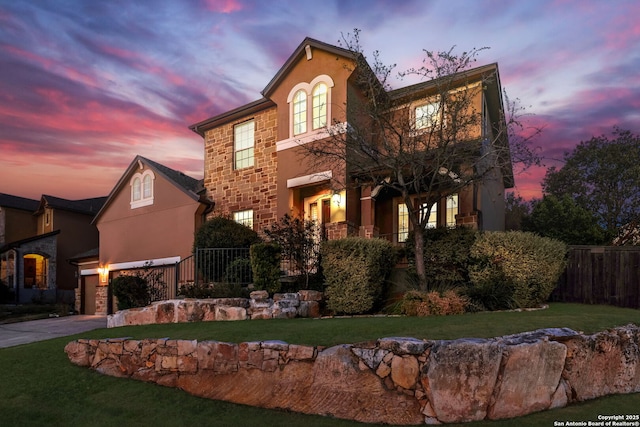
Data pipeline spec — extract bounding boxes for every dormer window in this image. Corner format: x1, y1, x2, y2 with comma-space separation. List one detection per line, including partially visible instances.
287, 75, 334, 138
130, 169, 155, 208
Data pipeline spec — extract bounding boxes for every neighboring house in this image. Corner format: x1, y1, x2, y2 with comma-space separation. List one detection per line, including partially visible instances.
189, 37, 513, 243
78, 155, 212, 314
0, 193, 105, 304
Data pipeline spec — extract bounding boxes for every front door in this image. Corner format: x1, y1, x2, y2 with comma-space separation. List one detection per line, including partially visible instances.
24, 258, 36, 288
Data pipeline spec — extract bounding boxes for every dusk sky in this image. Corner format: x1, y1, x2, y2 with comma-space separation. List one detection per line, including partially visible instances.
1, 0, 639, 201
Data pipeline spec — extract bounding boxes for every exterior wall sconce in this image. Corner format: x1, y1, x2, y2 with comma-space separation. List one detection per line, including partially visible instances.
331, 191, 342, 206
98, 265, 110, 283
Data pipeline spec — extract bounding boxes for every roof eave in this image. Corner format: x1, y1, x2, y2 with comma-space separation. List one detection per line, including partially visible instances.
188, 98, 275, 137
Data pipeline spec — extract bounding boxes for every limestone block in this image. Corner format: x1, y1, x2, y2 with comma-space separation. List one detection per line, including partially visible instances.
562, 325, 640, 401
155, 302, 176, 323
424, 338, 503, 423
391, 355, 419, 389
249, 307, 272, 319
309, 345, 423, 425
378, 337, 430, 355
215, 305, 247, 321
250, 290, 269, 300
487, 339, 567, 419
298, 290, 323, 301
273, 306, 297, 319
273, 292, 300, 302
286, 344, 315, 361
351, 347, 388, 370
298, 301, 320, 318
64, 341, 92, 367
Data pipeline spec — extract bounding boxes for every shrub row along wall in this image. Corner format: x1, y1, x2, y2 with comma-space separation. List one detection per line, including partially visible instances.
65, 325, 640, 425
106, 291, 322, 328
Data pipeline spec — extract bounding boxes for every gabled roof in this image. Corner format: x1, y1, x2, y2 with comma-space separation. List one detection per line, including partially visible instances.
92, 155, 210, 224
188, 37, 362, 137
0, 230, 61, 254
36, 195, 107, 216
0, 193, 39, 212
261, 37, 356, 97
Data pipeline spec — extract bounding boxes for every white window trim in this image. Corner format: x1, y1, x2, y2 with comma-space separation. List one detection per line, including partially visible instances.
233, 209, 254, 229
287, 75, 334, 139
130, 170, 155, 209
234, 119, 255, 170
277, 121, 347, 152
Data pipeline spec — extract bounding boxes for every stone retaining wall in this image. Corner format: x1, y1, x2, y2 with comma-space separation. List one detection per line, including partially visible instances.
65, 324, 640, 425
107, 290, 322, 328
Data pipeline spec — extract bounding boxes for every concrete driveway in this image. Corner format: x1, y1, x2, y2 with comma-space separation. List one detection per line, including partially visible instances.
0, 315, 107, 349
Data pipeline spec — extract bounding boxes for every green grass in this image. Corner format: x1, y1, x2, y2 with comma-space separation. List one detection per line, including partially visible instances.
1, 303, 639, 426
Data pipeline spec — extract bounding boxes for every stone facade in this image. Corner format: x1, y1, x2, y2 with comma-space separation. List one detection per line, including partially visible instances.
95, 286, 109, 315
106, 291, 323, 328
66, 325, 640, 425
203, 106, 279, 231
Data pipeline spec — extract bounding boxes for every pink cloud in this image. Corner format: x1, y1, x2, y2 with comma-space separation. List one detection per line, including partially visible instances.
202, 0, 244, 13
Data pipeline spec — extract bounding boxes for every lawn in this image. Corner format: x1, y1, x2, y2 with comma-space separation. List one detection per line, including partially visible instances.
1, 303, 639, 426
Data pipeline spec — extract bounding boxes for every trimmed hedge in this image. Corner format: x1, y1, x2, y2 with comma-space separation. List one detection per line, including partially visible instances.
469, 231, 567, 308
321, 237, 396, 315
406, 226, 477, 290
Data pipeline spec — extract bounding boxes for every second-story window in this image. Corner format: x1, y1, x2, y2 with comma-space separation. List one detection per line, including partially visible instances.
312, 83, 327, 129
293, 90, 307, 135
234, 120, 254, 169
416, 101, 441, 130
130, 170, 155, 208
287, 75, 334, 139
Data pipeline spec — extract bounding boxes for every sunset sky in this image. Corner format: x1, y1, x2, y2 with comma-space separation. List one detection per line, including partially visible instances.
1, 0, 639, 201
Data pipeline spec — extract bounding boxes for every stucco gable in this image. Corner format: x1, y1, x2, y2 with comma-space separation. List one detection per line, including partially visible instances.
92, 155, 209, 224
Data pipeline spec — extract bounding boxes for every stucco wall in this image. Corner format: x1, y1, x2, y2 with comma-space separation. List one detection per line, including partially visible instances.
66, 324, 640, 425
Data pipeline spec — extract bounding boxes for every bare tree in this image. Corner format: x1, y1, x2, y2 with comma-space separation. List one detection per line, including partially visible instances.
300, 30, 540, 289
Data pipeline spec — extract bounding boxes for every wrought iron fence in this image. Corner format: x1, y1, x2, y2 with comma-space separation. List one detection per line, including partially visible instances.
194, 247, 252, 286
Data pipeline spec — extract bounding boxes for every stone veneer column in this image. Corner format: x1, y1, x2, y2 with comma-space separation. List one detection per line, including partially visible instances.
94, 286, 109, 315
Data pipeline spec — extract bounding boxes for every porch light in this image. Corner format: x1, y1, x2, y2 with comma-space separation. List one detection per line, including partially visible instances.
98, 265, 110, 283
331, 191, 342, 206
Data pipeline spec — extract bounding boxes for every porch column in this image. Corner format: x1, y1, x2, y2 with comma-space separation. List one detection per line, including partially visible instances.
359, 186, 378, 238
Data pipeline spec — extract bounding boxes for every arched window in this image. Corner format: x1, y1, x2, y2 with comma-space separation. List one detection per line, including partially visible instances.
312, 83, 327, 130
130, 170, 155, 208
293, 90, 307, 135
143, 174, 152, 198
132, 177, 141, 201
286, 75, 334, 139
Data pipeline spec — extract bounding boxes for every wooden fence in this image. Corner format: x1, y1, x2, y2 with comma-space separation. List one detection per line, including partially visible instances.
553, 246, 640, 309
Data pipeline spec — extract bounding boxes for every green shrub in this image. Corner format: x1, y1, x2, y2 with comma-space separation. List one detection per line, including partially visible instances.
250, 243, 281, 294
178, 282, 248, 299
111, 274, 149, 310
222, 258, 253, 285
194, 216, 262, 282
406, 227, 478, 291
321, 237, 396, 315
469, 231, 567, 308
263, 214, 320, 288
194, 216, 262, 249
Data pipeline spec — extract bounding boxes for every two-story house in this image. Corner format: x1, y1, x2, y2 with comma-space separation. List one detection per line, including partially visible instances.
0, 193, 105, 303
189, 37, 512, 242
